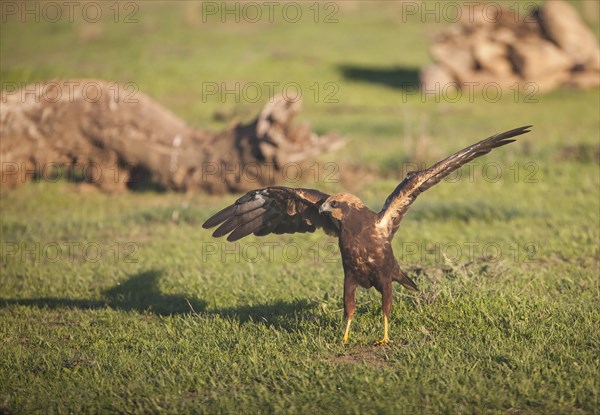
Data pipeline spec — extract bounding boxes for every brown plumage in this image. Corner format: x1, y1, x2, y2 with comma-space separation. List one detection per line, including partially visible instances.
203, 126, 532, 344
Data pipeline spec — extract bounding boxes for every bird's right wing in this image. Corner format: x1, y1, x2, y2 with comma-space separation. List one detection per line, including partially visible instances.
377, 126, 532, 237
202, 186, 339, 242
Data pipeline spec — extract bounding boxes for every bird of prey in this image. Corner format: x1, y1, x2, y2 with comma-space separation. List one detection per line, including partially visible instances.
203, 126, 532, 344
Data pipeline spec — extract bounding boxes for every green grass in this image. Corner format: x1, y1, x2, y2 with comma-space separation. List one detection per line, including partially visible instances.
1, 2, 599, 414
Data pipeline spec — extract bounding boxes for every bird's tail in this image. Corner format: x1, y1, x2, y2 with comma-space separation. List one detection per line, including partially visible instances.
393, 269, 418, 291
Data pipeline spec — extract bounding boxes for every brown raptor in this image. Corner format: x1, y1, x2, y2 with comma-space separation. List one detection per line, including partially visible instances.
203, 126, 532, 344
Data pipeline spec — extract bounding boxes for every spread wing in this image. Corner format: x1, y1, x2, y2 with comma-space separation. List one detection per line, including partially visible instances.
377, 125, 532, 237
202, 186, 339, 242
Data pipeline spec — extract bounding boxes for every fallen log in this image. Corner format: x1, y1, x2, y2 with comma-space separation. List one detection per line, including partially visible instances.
0, 80, 343, 193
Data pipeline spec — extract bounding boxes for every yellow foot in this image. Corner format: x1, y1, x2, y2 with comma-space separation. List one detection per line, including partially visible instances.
342, 319, 352, 344
373, 315, 391, 345
373, 337, 390, 346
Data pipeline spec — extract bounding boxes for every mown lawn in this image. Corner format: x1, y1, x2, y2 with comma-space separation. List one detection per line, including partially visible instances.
1, 2, 599, 414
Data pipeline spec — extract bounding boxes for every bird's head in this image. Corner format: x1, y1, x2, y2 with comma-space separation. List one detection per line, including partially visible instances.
319, 193, 365, 220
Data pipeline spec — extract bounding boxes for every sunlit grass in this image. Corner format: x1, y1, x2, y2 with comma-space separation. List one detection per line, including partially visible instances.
1, 2, 599, 414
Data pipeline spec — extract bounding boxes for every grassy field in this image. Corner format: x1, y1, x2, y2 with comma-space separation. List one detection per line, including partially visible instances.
1, 2, 599, 414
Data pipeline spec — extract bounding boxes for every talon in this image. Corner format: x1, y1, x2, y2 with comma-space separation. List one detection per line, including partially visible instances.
374, 337, 390, 346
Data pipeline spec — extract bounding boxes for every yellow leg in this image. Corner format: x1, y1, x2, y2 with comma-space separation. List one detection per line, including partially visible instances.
342, 318, 352, 344
374, 315, 390, 345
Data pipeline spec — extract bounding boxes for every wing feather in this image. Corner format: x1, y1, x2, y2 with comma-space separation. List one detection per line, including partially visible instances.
227, 210, 279, 242
377, 126, 532, 237
202, 198, 265, 229
203, 186, 339, 241
253, 216, 284, 236
212, 207, 267, 238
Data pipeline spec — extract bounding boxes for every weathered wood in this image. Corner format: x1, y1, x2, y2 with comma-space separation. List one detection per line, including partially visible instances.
0, 80, 343, 193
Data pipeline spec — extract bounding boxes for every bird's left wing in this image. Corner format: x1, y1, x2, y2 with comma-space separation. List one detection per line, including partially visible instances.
377, 126, 532, 237
203, 186, 339, 242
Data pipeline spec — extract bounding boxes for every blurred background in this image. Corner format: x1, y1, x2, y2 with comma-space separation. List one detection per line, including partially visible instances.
2, 1, 599, 179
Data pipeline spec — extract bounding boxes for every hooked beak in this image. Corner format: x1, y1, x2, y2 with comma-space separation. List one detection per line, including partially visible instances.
319, 203, 329, 214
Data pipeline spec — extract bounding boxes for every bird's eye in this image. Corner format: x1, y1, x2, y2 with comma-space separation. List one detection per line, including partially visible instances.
330, 200, 339, 208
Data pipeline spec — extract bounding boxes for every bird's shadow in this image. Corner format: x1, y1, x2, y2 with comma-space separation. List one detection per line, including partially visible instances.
0, 269, 320, 332
338, 64, 420, 90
